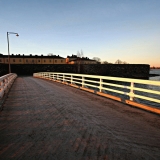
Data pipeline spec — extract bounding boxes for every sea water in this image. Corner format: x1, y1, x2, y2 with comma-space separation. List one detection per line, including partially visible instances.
135, 69, 160, 108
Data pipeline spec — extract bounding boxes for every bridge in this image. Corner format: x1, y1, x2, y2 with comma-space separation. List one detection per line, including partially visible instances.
0, 73, 160, 159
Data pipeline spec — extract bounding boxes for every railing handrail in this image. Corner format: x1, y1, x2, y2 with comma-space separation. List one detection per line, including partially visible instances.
0, 73, 17, 99
37, 72, 160, 86
33, 72, 160, 114
0, 74, 12, 80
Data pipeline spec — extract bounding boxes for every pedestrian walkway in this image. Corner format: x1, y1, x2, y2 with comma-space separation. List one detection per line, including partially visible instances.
0, 76, 160, 160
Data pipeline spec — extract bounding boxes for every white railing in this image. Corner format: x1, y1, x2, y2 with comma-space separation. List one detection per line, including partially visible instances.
33, 72, 160, 113
0, 73, 17, 98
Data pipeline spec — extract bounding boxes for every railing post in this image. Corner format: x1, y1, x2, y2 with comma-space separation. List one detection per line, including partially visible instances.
82, 76, 85, 87
7, 76, 9, 87
63, 74, 65, 83
57, 74, 59, 81
46, 73, 48, 79
71, 75, 73, 84
48, 73, 50, 80
99, 78, 103, 92
47, 73, 50, 80
51, 73, 53, 80
4, 78, 8, 90
129, 82, 134, 101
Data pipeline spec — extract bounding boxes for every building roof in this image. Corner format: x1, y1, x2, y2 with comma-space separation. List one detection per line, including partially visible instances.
66, 55, 96, 62
67, 54, 78, 58
0, 54, 65, 59
69, 59, 96, 62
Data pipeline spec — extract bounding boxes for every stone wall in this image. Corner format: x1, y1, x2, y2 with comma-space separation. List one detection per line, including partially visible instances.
0, 64, 150, 79
80, 64, 150, 79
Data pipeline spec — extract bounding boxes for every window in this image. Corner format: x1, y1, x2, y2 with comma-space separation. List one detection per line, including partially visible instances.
0, 59, 2, 62
26, 60, 28, 62
50, 60, 51, 62
6, 59, 8, 62
55, 60, 57, 63
61, 60, 63, 63
32, 60, 34, 62
38, 60, 40, 62
19, 59, 21, 62
44, 60, 46, 62
13, 59, 15, 62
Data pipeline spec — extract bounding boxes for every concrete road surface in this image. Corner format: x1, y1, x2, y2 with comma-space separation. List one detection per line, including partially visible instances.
0, 76, 160, 160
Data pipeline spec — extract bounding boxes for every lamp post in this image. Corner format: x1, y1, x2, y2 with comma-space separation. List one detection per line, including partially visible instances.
7, 32, 19, 73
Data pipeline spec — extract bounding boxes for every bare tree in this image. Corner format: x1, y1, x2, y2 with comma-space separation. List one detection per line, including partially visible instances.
123, 61, 128, 64
76, 50, 84, 73
103, 61, 109, 64
115, 59, 123, 64
115, 59, 129, 64
77, 50, 84, 58
77, 51, 81, 58
80, 50, 84, 58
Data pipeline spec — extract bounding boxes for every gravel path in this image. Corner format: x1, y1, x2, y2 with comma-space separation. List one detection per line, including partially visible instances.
0, 76, 160, 160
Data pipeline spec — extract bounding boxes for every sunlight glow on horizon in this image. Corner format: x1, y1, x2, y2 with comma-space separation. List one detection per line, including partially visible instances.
0, 0, 160, 67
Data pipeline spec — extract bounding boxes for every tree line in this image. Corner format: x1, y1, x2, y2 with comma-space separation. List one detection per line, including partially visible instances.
93, 57, 129, 64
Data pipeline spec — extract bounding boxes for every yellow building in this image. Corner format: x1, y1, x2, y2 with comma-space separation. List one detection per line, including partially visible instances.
0, 54, 66, 64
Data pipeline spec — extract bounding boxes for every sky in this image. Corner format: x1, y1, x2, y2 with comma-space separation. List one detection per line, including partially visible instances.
0, 0, 160, 67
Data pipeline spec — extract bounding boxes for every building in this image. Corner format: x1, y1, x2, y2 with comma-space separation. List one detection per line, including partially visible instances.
66, 55, 97, 64
0, 54, 66, 64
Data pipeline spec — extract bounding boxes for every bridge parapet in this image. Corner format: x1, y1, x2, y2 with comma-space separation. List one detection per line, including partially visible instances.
0, 73, 17, 99
33, 72, 160, 114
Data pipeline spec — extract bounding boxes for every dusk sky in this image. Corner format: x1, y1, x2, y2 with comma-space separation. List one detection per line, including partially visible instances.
0, 0, 160, 66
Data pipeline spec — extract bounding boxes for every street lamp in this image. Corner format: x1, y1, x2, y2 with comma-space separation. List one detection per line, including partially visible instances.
7, 32, 19, 73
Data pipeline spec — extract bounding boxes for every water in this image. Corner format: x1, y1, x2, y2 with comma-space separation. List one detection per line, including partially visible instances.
131, 69, 160, 108
149, 69, 160, 81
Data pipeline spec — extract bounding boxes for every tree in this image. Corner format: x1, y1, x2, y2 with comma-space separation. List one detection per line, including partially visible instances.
76, 50, 84, 73
115, 59, 123, 64
93, 57, 101, 64
123, 61, 128, 64
103, 61, 109, 64
77, 50, 84, 58
115, 59, 129, 64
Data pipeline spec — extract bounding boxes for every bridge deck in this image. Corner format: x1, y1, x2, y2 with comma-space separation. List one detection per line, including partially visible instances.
0, 76, 160, 160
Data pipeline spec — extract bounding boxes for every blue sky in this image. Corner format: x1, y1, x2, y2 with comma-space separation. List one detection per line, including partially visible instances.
0, 0, 160, 66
